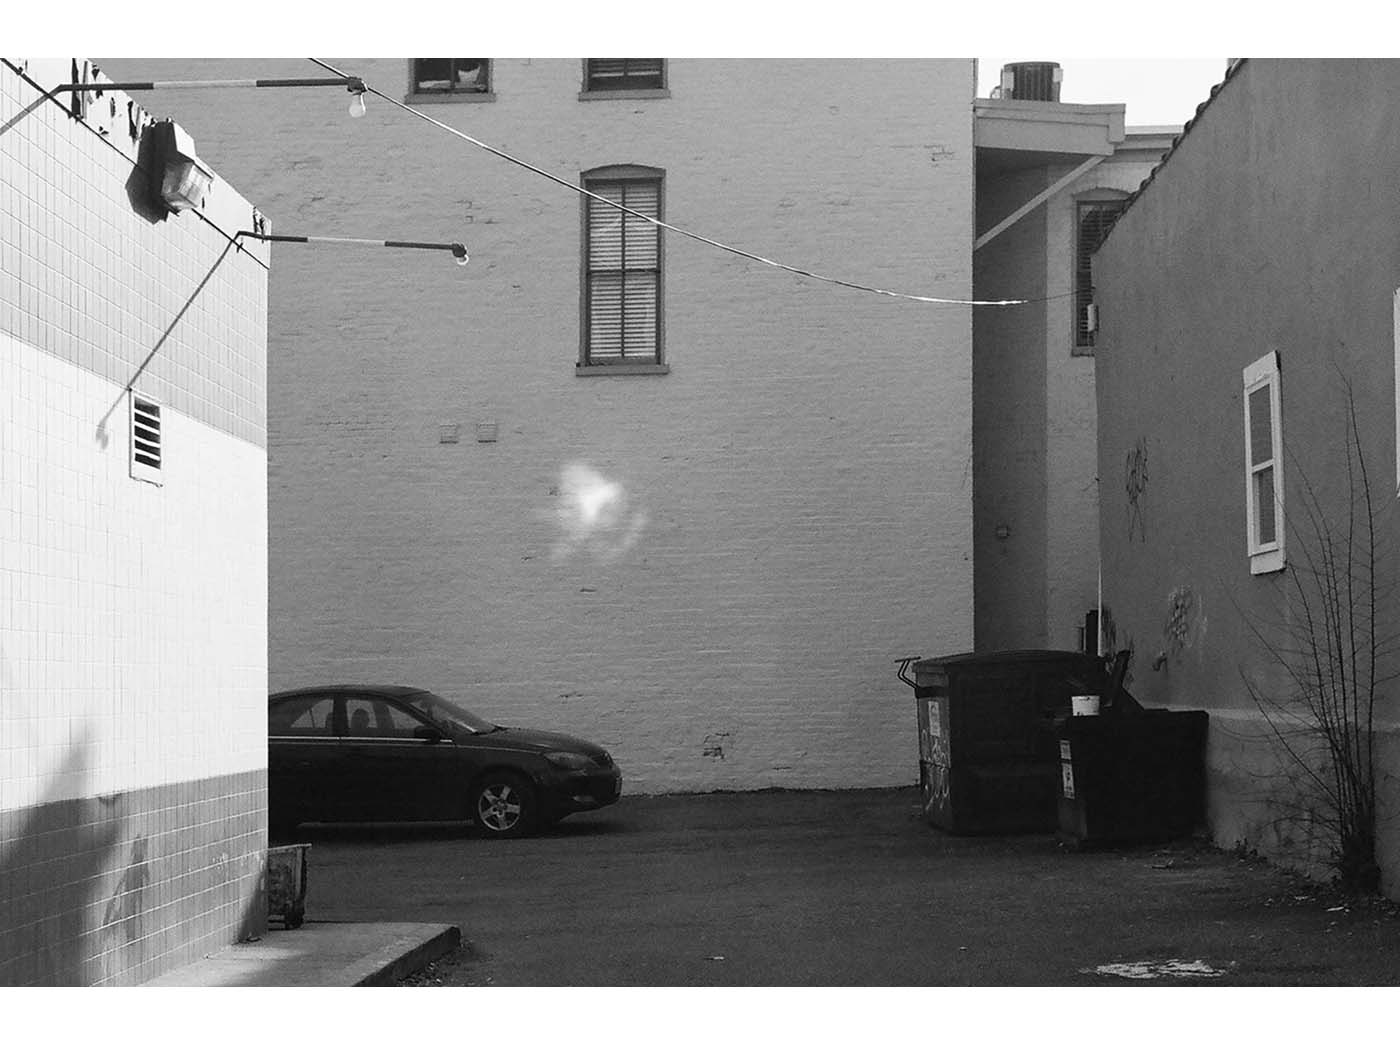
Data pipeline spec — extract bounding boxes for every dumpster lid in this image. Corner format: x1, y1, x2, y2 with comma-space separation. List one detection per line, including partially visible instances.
912, 649, 1102, 670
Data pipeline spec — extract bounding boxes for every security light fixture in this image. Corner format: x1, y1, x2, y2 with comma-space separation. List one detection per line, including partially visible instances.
146, 119, 213, 214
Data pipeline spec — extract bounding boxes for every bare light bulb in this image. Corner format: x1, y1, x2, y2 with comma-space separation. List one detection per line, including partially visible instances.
348, 93, 366, 118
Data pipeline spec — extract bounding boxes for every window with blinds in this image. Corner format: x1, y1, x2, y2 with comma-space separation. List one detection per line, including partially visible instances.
583, 172, 662, 366
585, 59, 665, 91
1075, 199, 1128, 349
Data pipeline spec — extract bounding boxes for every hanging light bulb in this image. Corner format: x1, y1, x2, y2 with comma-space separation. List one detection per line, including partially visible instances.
348, 92, 367, 118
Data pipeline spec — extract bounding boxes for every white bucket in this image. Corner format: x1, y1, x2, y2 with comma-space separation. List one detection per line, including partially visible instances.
1071, 694, 1101, 717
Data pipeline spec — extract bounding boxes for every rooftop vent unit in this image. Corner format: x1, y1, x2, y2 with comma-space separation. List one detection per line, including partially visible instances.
1000, 62, 1062, 102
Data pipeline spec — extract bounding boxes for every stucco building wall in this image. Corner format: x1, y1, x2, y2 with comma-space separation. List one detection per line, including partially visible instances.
973, 143, 1165, 653
1094, 59, 1400, 893
102, 58, 979, 793
0, 60, 269, 983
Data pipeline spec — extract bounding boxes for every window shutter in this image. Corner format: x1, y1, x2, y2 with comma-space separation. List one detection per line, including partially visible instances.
586, 59, 664, 91
585, 177, 660, 364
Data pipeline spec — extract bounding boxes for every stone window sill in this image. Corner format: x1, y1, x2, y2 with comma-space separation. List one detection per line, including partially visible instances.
578, 89, 670, 102
405, 92, 496, 104
575, 363, 670, 376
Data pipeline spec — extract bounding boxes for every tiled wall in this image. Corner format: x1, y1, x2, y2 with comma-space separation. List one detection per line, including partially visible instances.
1, 60, 269, 984
101, 58, 977, 794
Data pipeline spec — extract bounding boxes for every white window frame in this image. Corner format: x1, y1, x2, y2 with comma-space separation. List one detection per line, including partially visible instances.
1392, 287, 1399, 498
129, 391, 163, 486
1243, 351, 1283, 574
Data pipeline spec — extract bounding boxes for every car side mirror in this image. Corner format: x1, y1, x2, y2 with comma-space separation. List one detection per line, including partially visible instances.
414, 726, 445, 744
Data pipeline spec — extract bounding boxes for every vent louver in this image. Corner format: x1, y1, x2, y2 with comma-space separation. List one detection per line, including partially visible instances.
130, 394, 163, 485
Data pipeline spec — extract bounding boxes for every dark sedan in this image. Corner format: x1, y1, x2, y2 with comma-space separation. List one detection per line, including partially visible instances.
267, 685, 622, 839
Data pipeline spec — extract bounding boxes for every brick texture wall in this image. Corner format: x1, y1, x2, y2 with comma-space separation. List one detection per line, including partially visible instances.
102, 58, 976, 793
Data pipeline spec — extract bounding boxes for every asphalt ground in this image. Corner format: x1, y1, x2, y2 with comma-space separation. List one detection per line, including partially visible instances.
270, 786, 1400, 988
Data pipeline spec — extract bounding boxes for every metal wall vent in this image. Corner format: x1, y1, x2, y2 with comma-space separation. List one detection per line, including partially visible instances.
130, 393, 163, 485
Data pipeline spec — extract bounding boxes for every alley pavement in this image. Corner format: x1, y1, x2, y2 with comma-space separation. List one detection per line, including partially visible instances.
255, 786, 1400, 987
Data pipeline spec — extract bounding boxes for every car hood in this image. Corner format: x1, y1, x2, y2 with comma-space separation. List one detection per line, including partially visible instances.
475, 726, 610, 758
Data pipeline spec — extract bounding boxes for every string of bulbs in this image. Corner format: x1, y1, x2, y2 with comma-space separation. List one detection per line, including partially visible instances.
314, 57, 1037, 308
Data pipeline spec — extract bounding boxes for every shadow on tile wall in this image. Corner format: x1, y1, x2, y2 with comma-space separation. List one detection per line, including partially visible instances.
0, 736, 124, 986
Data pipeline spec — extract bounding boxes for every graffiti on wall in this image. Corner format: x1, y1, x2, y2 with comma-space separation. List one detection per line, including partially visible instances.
1125, 437, 1149, 542
1155, 585, 1207, 670
702, 732, 731, 760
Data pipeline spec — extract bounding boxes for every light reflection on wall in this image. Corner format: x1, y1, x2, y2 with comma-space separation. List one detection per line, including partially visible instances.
549, 462, 648, 563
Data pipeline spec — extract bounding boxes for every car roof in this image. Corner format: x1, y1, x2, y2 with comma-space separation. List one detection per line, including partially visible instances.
269, 685, 431, 702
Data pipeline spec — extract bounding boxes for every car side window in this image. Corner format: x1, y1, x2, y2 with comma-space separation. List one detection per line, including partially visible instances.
344, 697, 432, 739
270, 695, 337, 736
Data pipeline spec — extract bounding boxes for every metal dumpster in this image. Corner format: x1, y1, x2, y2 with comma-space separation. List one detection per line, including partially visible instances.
902, 650, 1126, 834
1057, 708, 1208, 846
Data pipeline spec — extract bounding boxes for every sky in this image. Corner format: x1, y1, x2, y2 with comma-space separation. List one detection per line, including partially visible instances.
978, 58, 1230, 128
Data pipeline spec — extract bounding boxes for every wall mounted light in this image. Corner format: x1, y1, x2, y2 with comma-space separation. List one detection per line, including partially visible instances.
146, 119, 212, 213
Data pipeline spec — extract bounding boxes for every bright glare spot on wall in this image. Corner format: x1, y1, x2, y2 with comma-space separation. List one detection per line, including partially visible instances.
550, 462, 647, 563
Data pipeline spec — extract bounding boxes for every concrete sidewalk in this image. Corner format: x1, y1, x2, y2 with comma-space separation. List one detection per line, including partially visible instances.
144, 921, 461, 987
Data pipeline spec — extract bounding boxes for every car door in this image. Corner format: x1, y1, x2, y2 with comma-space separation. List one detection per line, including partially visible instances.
338, 694, 458, 821
268, 692, 344, 825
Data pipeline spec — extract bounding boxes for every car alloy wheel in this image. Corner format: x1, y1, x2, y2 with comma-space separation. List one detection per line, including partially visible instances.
472, 772, 536, 838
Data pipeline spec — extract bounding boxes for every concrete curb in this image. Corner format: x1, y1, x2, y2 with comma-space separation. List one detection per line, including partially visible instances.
352, 924, 462, 986
142, 921, 464, 987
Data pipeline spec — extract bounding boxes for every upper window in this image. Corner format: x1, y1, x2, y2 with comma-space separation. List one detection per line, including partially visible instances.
581, 167, 664, 370
1074, 197, 1129, 352
1243, 351, 1285, 575
584, 59, 665, 92
411, 59, 491, 96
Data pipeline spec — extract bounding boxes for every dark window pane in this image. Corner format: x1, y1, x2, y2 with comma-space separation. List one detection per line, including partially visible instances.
414, 58, 488, 92
414, 58, 454, 90
1249, 386, 1273, 466
270, 696, 335, 735
1255, 466, 1277, 545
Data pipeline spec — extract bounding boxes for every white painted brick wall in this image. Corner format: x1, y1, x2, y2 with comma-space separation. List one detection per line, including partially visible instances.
0, 61, 268, 810
103, 58, 976, 792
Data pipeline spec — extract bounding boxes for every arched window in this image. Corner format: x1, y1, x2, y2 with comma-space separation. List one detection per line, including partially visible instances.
580, 165, 665, 368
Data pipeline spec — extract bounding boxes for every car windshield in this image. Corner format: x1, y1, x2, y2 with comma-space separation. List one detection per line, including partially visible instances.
402, 690, 500, 734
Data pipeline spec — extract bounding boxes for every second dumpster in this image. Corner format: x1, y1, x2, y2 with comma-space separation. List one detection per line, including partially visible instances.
905, 650, 1126, 834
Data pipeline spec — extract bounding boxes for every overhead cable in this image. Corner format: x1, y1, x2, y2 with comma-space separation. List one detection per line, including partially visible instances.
307, 57, 1030, 307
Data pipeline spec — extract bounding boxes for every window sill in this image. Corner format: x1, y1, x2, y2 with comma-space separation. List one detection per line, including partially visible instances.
578, 88, 671, 101
576, 363, 670, 376
405, 91, 496, 104
1249, 548, 1285, 575
1070, 344, 1095, 358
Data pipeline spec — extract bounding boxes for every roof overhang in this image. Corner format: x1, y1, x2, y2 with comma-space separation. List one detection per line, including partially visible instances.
975, 98, 1127, 173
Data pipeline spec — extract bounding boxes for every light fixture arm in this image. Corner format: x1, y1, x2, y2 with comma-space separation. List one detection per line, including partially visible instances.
235, 231, 468, 264
46, 76, 366, 95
